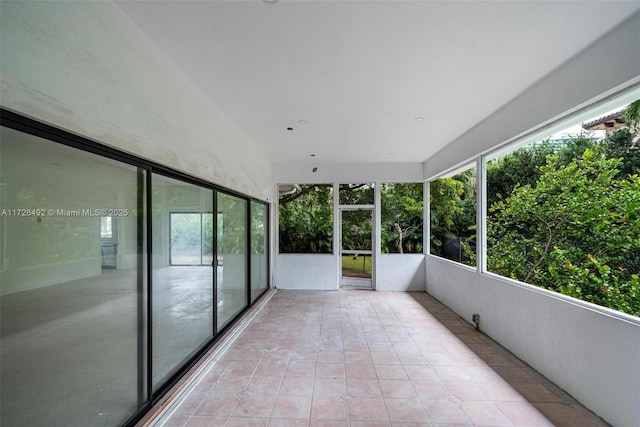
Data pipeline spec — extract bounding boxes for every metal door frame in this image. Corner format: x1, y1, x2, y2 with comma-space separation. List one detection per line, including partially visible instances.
339, 206, 374, 289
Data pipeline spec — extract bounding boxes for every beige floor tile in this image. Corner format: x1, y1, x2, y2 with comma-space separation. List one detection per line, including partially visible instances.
378, 379, 417, 399
346, 378, 382, 398
348, 397, 389, 422
271, 394, 312, 419
153, 290, 607, 427
310, 395, 349, 420
384, 398, 429, 423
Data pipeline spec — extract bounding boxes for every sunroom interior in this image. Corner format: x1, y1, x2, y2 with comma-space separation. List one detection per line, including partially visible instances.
1, 1, 639, 427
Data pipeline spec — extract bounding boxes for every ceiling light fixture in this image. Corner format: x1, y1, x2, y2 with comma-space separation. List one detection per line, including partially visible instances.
415, 117, 424, 122
298, 120, 307, 125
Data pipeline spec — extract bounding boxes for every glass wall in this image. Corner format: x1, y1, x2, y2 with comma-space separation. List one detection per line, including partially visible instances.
0, 126, 147, 426
217, 192, 248, 331
151, 174, 214, 390
429, 165, 477, 267
250, 201, 268, 303
0, 113, 269, 426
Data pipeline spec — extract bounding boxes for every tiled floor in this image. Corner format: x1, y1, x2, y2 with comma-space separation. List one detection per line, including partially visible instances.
154, 290, 607, 427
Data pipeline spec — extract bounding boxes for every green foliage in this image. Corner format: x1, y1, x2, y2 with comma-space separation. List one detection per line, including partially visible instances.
429, 177, 463, 251
342, 210, 373, 251
218, 193, 247, 254
450, 100, 640, 316
279, 184, 333, 253
429, 169, 477, 265
171, 213, 200, 244
604, 128, 640, 178
339, 183, 374, 205
486, 141, 555, 209
623, 99, 640, 134
485, 136, 598, 214
553, 254, 639, 316
487, 148, 640, 316
381, 183, 423, 253
341, 255, 372, 274
250, 202, 267, 255
556, 135, 598, 166
279, 183, 425, 254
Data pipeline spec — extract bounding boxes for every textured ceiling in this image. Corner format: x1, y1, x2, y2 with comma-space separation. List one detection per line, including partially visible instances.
117, 1, 640, 164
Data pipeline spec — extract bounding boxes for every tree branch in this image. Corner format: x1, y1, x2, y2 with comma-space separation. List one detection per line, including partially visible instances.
279, 184, 332, 204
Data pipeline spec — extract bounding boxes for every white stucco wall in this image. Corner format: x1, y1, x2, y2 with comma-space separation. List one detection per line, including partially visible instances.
275, 254, 339, 291
0, 1, 272, 201
376, 254, 425, 291
276, 253, 426, 292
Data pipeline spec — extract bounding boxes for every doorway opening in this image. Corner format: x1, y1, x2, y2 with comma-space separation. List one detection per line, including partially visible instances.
340, 208, 373, 289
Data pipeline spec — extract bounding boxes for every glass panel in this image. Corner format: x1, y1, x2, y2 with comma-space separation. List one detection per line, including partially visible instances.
339, 183, 374, 205
0, 126, 147, 426
429, 166, 477, 267
152, 174, 213, 390
202, 213, 214, 265
217, 192, 248, 331
250, 201, 268, 303
486, 97, 640, 317
341, 210, 372, 279
170, 213, 202, 265
278, 184, 333, 253
381, 183, 424, 254
101, 216, 113, 238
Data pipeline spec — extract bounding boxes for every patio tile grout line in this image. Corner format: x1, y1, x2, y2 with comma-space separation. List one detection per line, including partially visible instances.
149, 288, 278, 427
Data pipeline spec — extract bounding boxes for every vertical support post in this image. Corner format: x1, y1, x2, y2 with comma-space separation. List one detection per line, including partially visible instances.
212, 190, 218, 335
246, 199, 251, 307
136, 167, 146, 405
374, 182, 381, 291
145, 169, 153, 400
423, 180, 430, 257
476, 156, 487, 273
334, 181, 340, 289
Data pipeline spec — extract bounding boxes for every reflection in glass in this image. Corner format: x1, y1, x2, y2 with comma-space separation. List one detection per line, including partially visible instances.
152, 174, 213, 390
170, 213, 202, 265
250, 201, 268, 302
170, 213, 213, 266
217, 192, 247, 331
0, 126, 147, 426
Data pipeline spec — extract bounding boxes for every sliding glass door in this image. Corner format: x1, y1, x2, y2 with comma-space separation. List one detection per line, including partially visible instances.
151, 174, 214, 391
251, 201, 269, 303
0, 127, 147, 427
0, 113, 269, 426
216, 192, 248, 332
